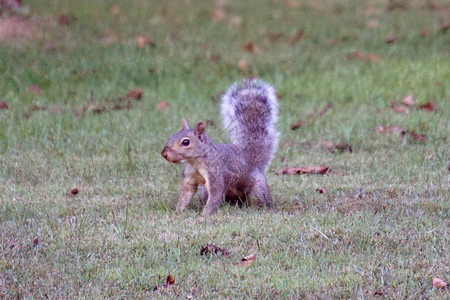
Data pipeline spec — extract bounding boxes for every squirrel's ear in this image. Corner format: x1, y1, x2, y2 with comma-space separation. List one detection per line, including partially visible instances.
194, 121, 206, 141
181, 118, 189, 129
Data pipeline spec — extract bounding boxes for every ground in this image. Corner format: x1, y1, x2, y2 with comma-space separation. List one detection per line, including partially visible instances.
0, 0, 449, 298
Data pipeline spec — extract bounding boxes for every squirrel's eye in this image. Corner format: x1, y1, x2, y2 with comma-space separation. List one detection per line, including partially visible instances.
181, 139, 190, 146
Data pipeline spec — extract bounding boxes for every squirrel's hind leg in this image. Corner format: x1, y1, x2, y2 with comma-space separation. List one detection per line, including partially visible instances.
248, 171, 273, 208
198, 185, 208, 206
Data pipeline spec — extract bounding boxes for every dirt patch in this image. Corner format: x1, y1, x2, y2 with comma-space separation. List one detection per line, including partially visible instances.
0, 16, 42, 43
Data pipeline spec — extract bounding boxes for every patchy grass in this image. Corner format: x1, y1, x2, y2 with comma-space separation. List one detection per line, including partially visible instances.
0, 0, 449, 298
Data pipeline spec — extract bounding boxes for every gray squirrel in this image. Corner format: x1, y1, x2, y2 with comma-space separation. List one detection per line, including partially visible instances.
161, 79, 279, 216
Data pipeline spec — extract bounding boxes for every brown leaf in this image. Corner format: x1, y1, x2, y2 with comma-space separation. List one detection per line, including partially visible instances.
366, 53, 380, 63
289, 29, 305, 44
157, 101, 172, 111
401, 94, 415, 106
33, 237, 39, 246
165, 274, 175, 287
237, 59, 249, 72
125, 88, 143, 100
109, 5, 122, 15
418, 101, 434, 112
319, 103, 333, 117
275, 166, 329, 175
200, 244, 230, 256
58, 14, 69, 26
366, 19, 380, 29
432, 277, 448, 289
285, 0, 301, 8
419, 29, 429, 37
67, 188, 79, 198
211, 7, 226, 21
438, 21, 450, 33
316, 187, 327, 194
385, 34, 397, 44
390, 101, 409, 114
237, 253, 255, 267
0, 101, 8, 109
402, 131, 425, 143
27, 85, 42, 94
136, 36, 155, 48
291, 120, 305, 130
242, 42, 259, 54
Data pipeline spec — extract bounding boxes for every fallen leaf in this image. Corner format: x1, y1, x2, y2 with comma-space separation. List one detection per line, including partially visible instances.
125, 88, 143, 100
438, 21, 450, 33
432, 277, 448, 289
285, 0, 301, 8
289, 29, 305, 44
402, 131, 425, 143
0, 101, 8, 109
291, 120, 305, 130
385, 34, 397, 43
200, 244, 231, 256
236, 253, 255, 267
67, 188, 79, 198
390, 101, 409, 114
109, 5, 122, 15
418, 101, 434, 112
319, 103, 333, 117
401, 94, 415, 106
237, 59, 249, 72
58, 14, 69, 26
211, 7, 226, 21
242, 42, 259, 54
157, 101, 172, 111
27, 85, 42, 94
316, 187, 327, 194
136, 36, 155, 48
367, 19, 380, 29
366, 53, 380, 63
377, 125, 405, 136
419, 29, 429, 37
165, 275, 175, 287
275, 166, 329, 175
33, 237, 39, 247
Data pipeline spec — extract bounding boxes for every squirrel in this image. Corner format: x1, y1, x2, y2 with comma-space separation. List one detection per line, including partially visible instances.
161, 79, 280, 216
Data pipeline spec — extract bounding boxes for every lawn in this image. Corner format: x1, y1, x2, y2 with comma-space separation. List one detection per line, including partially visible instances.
0, 0, 449, 298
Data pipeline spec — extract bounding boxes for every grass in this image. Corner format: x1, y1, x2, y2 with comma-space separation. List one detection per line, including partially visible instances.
0, 0, 449, 298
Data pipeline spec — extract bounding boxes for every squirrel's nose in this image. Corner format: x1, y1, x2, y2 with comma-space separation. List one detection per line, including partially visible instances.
161, 149, 168, 159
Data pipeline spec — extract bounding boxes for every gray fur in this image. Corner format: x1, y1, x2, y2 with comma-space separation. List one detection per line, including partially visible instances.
161, 79, 280, 216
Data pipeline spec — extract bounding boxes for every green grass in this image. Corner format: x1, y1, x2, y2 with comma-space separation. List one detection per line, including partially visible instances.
0, 0, 449, 298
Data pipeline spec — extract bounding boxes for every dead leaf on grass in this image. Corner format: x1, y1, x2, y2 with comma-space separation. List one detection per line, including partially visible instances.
165, 275, 175, 287
200, 244, 231, 256
237, 59, 249, 72
432, 277, 448, 289
385, 34, 397, 44
418, 101, 434, 112
0, 101, 8, 109
275, 166, 329, 175
157, 101, 172, 111
27, 85, 42, 94
319, 103, 333, 117
235, 253, 255, 267
242, 42, 259, 54
377, 125, 405, 136
401, 131, 426, 143
33, 237, 39, 247
401, 94, 415, 106
125, 88, 143, 100
390, 101, 409, 114
68, 188, 79, 197
136, 36, 155, 48
289, 29, 305, 44
58, 14, 69, 26
291, 120, 305, 130
316, 187, 327, 194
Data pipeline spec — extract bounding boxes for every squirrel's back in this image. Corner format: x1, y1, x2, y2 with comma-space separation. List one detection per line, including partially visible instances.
221, 79, 279, 173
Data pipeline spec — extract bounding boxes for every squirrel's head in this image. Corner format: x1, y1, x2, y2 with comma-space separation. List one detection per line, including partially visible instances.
161, 118, 207, 164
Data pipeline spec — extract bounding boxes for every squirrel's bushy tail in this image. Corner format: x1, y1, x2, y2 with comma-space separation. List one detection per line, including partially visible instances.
221, 79, 279, 173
